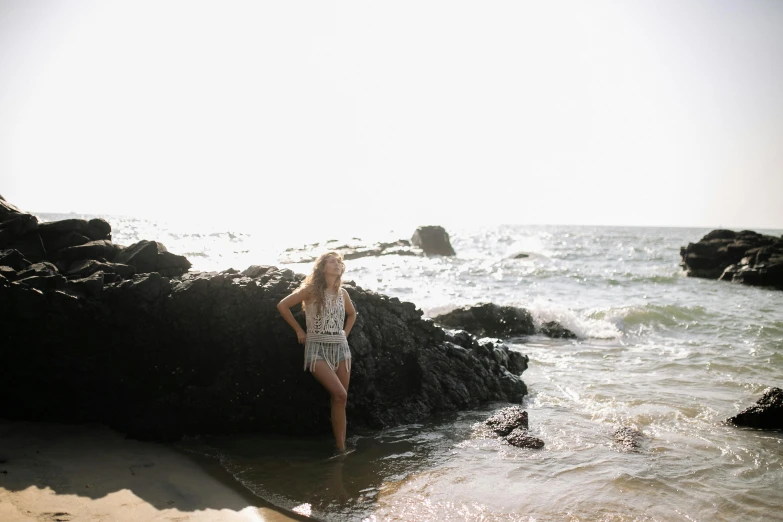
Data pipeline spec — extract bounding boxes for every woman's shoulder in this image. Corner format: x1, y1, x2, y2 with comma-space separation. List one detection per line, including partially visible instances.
340, 286, 354, 302
298, 284, 315, 299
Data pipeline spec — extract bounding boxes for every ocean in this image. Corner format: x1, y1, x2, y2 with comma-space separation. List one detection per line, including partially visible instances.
41, 214, 783, 521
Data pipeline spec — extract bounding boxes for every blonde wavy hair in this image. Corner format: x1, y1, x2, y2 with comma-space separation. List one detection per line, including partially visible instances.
301, 251, 345, 314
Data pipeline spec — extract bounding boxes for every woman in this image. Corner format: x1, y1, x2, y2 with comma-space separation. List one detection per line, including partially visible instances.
277, 251, 357, 452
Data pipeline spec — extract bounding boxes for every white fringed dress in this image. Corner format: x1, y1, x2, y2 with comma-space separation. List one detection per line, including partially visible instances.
304, 289, 352, 372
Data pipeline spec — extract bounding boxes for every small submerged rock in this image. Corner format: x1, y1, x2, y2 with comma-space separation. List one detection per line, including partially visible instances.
728, 387, 783, 430
612, 426, 645, 450
505, 427, 545, 449
481, 405, 544, 449
484, 405, 528, 435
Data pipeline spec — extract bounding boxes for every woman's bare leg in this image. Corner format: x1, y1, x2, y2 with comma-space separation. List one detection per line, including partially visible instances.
336, 359, 350, 395
311, 360, 348, 450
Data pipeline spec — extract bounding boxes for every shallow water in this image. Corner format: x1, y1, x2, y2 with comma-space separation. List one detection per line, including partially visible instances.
42, 215, 783, 520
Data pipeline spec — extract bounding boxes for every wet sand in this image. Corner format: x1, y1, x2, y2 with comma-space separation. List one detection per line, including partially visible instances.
0, 420, 304, 522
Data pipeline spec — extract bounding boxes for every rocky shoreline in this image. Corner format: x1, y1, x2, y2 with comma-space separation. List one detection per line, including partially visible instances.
0, 197, 527, 442
4, 195, 781, 446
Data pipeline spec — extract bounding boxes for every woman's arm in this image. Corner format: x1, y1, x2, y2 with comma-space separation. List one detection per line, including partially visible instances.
277, 287, 310, 344
342, 288, 357, 337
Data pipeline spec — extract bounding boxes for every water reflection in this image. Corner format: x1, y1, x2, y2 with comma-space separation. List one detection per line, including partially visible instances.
190, 414, 469, 521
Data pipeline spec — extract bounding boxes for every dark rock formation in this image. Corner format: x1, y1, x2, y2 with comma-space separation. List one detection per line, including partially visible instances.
411, 226, 456, 256
0, 199, 191, 291
64, 259, 136, 279
540, 321, 577, 339
613, 426, 644, 450
480, 406, 543, 449
434, 304, 579, 340
728, 388, 783, 430
1, 198, 528, 441
680, 230, 783, 289
241, 265, 275, 278
434, 303, 536, 338
483, 405, 529, 435
1, 264, 529, 442
0, 249, 30, 271
38, 217, 111, 242
113, 239, 191, 277
0, 199, 45, 263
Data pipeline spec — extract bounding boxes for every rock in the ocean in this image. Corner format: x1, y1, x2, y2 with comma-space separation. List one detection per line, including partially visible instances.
411, 226, 456, 256
483, 405, 529, 435
479, 406, 544, 448
505, 427, 544, 449
434, 303, 535, 338
540, 321, 577, 339
680, 230, 783, 289
612, 426, 644, 449
728, 387, 783, 430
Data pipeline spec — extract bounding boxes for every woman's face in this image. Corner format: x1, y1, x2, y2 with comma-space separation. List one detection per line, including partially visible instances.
323, 255, 344, 276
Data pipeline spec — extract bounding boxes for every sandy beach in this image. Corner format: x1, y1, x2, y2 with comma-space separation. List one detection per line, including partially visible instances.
0, 420, 302, 522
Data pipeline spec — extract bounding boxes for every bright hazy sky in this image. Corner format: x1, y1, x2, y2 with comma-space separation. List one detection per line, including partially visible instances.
1, 0, 782, 229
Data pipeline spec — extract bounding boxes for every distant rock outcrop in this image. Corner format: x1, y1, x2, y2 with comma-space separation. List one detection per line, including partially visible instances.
433, 303, 577, 340
680, 230, 783, 290
282, 239, 419, 264
283, 224, 458, 264
411, 225, 456, 256
434, 303, 536, 338
728, 388, 783, 430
